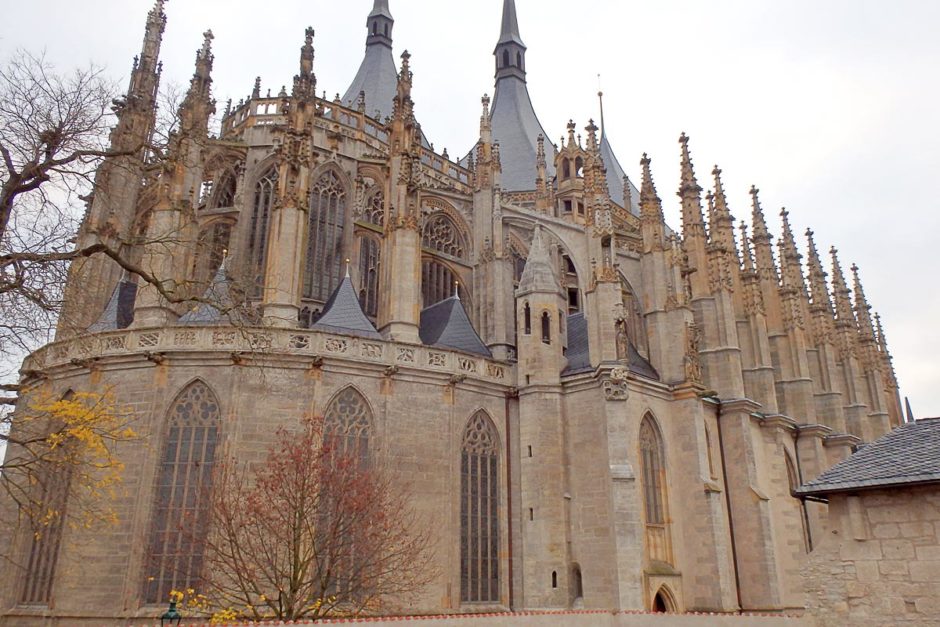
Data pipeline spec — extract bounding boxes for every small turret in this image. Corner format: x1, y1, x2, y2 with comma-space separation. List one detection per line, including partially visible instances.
851, 264, 876, 342
749, 186, 779, 282
516, 226, 566, 386
495, 0, 526, 82
366, 0, 394, 49
829, 247, 855, 328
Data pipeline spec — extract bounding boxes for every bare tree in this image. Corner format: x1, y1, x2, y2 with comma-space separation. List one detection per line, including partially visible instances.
195, 417, 435, 621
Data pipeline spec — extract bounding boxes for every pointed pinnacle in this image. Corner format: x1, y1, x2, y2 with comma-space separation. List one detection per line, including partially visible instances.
750, 186, 771, 241
585, 119, 599, 153
498, 0, 524, 46
640, 153, 660, 205
739, 221, 755, 271
678, 132, 701, 194
712, 165, 732, 219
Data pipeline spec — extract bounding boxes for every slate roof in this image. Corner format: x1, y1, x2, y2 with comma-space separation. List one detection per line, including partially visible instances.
600, 131, 641, 216
516, 225, 562, 297
497, 0, 524, 47
796, 417, 940, 498
342, 36, 398, 123
563, 312, 591, 374
489, 76, 556, 192
88, 274, 137, 332
419, 296, 492, 358
179, 261, 239, 326
311, 274, 382, 340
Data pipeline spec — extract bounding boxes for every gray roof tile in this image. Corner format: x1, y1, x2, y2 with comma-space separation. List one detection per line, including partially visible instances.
312, 274, 382, 340
490, 76, 555, 192
342, 44, 398, 123
179, 262, 239, 326
600, 131, 640, 216
419, 296, 492, 358
796, 418, 940, 497
88, 275, 137, 332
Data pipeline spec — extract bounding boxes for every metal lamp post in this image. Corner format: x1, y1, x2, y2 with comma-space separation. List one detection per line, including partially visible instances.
160, 599, 182, 626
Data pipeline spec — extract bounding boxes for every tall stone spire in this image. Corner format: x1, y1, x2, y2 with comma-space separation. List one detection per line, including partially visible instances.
749, 186, 778, 281
851, 264, 876, 340
805, 229, 832, 315
292, 27, 316, 100
639, 153, 665, 252
710, 166, 738, 258
178, 30, 215, 136
677, 133, 706, 236
343, 2, 396, 120
829, 247, 855, 326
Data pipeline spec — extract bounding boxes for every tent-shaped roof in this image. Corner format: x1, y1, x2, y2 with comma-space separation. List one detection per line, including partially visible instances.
179, 261, 239, 326
419, 296, 492, 358
311, 274, 382, 340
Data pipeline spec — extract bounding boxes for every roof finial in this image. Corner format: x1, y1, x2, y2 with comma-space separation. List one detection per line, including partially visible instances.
829, 246, 854, 324
498, 0, 523, 46
597, 83, 605, 135
739, 221, 755, 271
454, 280, 460, 300
851, 262, 876, 339
345, 258, 351, 278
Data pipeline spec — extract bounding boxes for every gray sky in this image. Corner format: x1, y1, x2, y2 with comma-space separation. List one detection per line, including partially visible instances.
2, 0, 938, 417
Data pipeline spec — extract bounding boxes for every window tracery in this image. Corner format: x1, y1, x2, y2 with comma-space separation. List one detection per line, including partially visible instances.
248, 168, 277, 296
193, 221, 233, 285
305, 170, 347, 302
460, 411, 500, 603
639, 415, 671, 565
422, 213, 466, 259
144, 381, 221, 604
324, 387, 372, 467
358, 235, 381, 319
363, 189, 385, 227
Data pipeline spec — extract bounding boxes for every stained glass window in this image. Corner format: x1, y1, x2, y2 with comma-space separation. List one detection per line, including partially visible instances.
248, 168, 277, 296
144, 381, 221, 604
422, 259, 463, 308
460, 411, 500, 603
305, 170, 347, 302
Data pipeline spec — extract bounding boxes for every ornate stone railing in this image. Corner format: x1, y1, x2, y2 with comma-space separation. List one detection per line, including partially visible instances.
22, 327, 512, 385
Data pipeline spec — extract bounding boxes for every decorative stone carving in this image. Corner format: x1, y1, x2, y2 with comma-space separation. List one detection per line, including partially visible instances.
684, 322, 703, 384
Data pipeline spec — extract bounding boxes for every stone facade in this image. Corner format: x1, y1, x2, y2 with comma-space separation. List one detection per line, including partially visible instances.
803, 486, 940, 625
0, 0, 906, 624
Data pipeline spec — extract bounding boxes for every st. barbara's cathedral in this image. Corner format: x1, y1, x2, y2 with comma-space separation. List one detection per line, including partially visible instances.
0, 0, 903, 623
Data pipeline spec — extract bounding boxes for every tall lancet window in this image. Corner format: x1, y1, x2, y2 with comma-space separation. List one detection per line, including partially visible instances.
639, 415, 672, 565
421, 211, 469, 308
358, 235, 381, 319
460, 411, 500, 604
324, 387, 372, 468
305, 170, 347, 302
144, 381, 221, 604
20, 392, 75, 606
248, 168, 277, 296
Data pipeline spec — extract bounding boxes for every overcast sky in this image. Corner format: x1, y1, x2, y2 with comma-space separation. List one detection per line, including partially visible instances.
1, 0, 938, 418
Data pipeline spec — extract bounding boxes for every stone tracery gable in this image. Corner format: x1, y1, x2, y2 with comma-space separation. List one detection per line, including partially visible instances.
462, 410, 500, 455
421, 200, 470, 260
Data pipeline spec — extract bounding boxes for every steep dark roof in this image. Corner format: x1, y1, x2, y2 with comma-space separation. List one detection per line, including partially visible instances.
516, 225, 562, 297
489, 76, 555, 192
419, 296, 492, 358
312, 275, 382, 340
88, 275, 137, 332
600, 131, 640, 216
343, 45, 398, 122
179, 261, 239, 326
796, 418, 940, 498
560, 312, 660, 380
563, 312, 591, 374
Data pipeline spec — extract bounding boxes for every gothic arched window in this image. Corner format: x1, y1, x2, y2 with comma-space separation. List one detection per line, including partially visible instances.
639, 415, 671, 565
358, 235, 381, 319
20, 392, 75, 605
422, 259, 463, 308
210, 171, 237, 209
422, 213, 467, 260
305, 170, 347, 302
460, 411, 500, 603
363, 189, 385, 227
324, 387, 372, 467
144, 381, 221, 604
248, 168, 277, 296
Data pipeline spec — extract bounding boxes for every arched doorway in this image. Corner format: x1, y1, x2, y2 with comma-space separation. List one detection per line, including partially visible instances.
652, 585, 677, 613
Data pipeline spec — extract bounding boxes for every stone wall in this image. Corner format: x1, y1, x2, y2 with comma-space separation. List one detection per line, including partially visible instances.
803, 485, 940, 625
